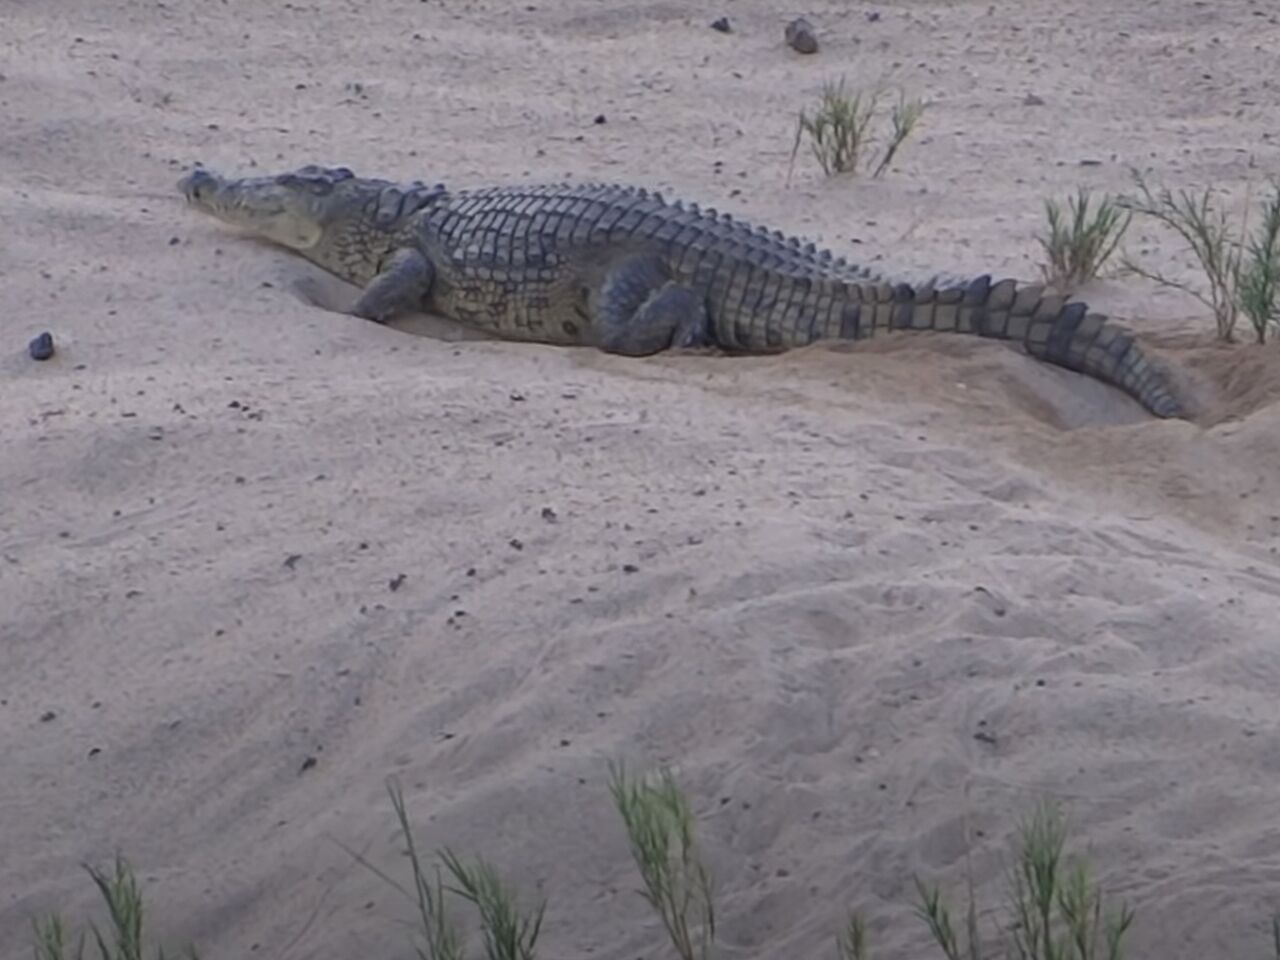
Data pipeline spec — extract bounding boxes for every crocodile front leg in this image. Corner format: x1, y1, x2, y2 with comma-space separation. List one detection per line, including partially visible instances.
593, 254, 712, 355
350, 247, 435, 324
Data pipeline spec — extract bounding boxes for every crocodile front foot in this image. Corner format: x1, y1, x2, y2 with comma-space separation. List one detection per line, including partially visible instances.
350, 247, 436, 324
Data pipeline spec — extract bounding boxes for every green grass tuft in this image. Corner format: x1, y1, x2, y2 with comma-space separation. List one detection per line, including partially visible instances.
389, 778, 468, 960
28, 770, 1280, 960
836, 910, 871, 960
437, 849, 545, 960
1036, 188, 1132, 290
343, 777, 546, 960
608, 761, 716, 960
788, 79, 925, 182
1235, 184, 1280, 343
914, 872, 984, 960
914, 801, 1134, 960
30, 856, 198, 960
1119, 168, 1280, 343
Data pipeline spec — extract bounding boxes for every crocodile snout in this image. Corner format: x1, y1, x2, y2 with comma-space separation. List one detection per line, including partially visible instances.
178, 168, 221, 203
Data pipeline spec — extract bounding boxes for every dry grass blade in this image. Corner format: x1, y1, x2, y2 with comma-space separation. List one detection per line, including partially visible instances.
872, 92, 926, 178
387, 778, 468, 960
608, 761, 715, 960
1036, 189, 1131, 289
353, 779, 540, 960
335, 779, 467, 960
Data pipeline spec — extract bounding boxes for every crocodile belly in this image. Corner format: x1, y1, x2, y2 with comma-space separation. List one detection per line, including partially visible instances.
443, 255, 592, 345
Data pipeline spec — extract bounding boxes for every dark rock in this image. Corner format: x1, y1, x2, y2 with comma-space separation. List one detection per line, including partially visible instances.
710, 16, 731, 32
784, 18, 818, 54
28, 331, 55, 361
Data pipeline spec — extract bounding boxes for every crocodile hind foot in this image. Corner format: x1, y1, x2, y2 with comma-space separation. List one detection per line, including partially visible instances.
594, 254, 712, 355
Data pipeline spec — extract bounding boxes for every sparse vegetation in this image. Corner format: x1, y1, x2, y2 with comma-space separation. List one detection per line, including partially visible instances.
387, 777, 468, 960
608, 761, 717, 960
1119, 168, 1280, 343
914, 802, 1135, 960
1036, 189, 1132, 290
1236, 185, 1280, 343
873, 92, 927, 179
31, 856, 198, 960
27, 770, 1280, 960
788, 79, 925, 182
836, 910, 871, 960
337, 777, 543, 960
914, 874, 983, 960
437, 848, 546, 960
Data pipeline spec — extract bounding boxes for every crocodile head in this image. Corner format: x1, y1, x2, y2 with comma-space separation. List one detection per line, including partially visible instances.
178, 164, 437, 285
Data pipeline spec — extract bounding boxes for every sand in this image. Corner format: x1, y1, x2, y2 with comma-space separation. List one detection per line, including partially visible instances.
3, 0, 1280, 957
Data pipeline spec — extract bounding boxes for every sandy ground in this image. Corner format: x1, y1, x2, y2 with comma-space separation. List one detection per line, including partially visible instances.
3, 0, 1280, 957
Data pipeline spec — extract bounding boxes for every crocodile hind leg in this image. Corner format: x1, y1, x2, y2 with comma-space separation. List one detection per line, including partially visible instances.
350, 247, 435, 324
592, 254, 712, 355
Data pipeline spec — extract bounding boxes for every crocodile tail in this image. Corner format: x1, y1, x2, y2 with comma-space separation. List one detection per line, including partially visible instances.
858, 274, 1185, 419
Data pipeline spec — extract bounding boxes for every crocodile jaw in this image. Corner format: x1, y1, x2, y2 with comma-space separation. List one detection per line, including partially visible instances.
179, 168, 324, 251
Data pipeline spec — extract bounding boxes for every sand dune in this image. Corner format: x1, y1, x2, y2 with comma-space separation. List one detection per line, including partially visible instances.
3, 1, 1279, 957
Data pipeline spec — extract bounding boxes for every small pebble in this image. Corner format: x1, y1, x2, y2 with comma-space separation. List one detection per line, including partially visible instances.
1023, 92, 1046, 106
784, 17, 819, 54
28, 331, 55, 361
710, 16, 731, 32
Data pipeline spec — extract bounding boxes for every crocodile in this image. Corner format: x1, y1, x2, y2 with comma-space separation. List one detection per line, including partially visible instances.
178, 163, 1185, 418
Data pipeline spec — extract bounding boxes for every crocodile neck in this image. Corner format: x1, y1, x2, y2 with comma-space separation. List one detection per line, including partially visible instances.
312, 180, 451, 285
